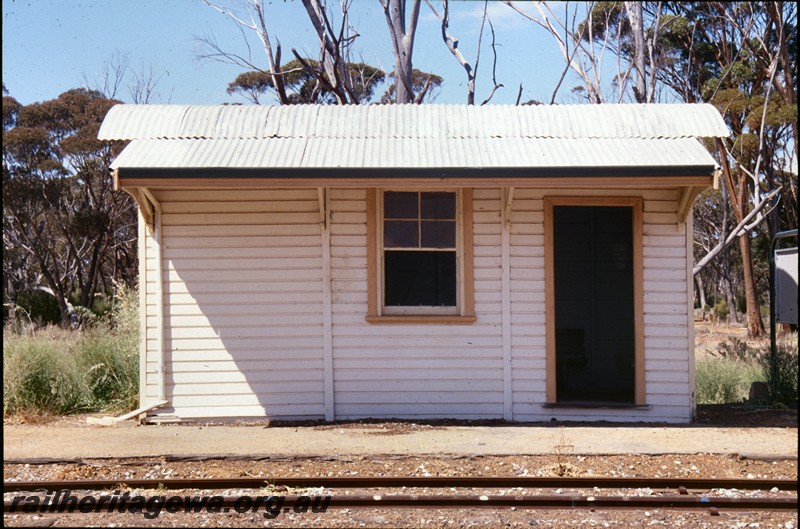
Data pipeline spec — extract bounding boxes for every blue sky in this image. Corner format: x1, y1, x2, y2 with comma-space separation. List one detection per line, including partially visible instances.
3, 0, 574, 106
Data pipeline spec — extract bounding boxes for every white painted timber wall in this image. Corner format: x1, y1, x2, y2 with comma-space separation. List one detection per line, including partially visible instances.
144, 189, 326, 419
330, 188, 504, 419
142, 187, 693, 422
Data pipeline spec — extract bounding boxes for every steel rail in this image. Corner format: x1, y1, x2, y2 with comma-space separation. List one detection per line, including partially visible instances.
4, 493, 797, 513
4, 476, 797, 492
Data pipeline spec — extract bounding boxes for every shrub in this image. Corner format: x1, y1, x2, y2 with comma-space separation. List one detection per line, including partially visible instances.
13, 290, 61, 326
3, 328, 88, 414
758, 332, 799, 408
695, 356, 764, 404
714, 336, 758, 362
712, 300, 729, 322
3, 284, 139, 416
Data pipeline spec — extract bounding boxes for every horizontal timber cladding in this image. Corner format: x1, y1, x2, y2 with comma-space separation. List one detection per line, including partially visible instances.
142, 186, 693, 422
145, 188, 326, 420
332, 188, 503, 419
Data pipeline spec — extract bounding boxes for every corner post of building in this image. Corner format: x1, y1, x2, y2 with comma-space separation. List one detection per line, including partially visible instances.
501, 187, 513, 420
686, 206, 697, 420
127, 185, 166, 408
137, 205, 148, 408
319, 187, 335, 421
140, 187, 166, 403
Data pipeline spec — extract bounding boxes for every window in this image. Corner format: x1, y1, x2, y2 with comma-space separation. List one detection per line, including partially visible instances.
383, 191, 457, 309
367, 189, 475, 323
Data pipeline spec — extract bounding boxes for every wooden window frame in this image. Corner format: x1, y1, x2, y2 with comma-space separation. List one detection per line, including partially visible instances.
544, 196, 645, 405
367, 188, 475, 324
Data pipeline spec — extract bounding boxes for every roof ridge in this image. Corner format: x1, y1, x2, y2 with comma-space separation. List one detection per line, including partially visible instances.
97, 103, 730, 141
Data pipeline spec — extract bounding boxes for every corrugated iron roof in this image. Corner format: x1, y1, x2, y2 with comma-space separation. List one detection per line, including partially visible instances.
109, 137, 717, 170
99, 104, 727, 172
98, 103, 729, 141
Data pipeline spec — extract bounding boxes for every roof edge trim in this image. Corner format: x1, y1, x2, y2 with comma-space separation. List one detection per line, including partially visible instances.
116, 165, 717, 180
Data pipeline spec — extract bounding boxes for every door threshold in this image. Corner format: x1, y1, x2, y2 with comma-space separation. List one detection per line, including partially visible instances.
543, 402, 651, 410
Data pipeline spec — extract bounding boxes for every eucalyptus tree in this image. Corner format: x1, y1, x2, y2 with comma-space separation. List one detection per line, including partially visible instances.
2, 88, 136, 326
201, 0, 446, 105
227, 59, 386, 104
380, 69, 443, 104
657, 1, 797, 336
201, 0, 370, 104
380, 0, 424, 103
426, 0, 504, 105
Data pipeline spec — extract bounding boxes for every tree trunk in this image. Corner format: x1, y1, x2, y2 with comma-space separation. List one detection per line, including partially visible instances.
382, 0, 422, 103
738, 232, 765, 336
717, 194, 738, 324
730, 168, 766, 337
625, 1, 647, 102
301, 0, 351, 104
695, 275, 708, 313
721, 269, 739, 324
767, 2, 798, 163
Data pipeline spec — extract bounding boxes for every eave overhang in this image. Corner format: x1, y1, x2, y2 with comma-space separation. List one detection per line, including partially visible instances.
116, 165, 715, 190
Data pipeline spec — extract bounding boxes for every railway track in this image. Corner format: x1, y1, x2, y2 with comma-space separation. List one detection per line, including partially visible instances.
5, 476, 797, 513
4, 475, 798, 492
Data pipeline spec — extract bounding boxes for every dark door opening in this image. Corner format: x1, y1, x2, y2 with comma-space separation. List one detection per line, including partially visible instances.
553, 205, 635, 404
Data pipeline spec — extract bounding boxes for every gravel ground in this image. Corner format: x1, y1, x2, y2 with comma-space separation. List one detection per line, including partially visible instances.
3, 452, 798, 528
4, 405, 797, 528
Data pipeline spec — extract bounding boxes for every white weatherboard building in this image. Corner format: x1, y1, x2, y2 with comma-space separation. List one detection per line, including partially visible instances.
98, 104, 729, 423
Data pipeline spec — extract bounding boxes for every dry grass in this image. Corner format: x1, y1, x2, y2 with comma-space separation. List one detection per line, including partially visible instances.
3, 285, 139, 417
694, 320, 763, 359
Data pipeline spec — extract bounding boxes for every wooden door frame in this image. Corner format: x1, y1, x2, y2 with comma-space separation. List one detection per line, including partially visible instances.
544, 196, 645, 405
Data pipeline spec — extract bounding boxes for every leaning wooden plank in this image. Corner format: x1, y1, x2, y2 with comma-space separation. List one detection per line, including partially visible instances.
86, 400, 168, 426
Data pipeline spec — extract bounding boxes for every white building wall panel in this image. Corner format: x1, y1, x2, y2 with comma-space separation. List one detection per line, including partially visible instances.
329, 188, 504, 419
144, 188, 326, 420
142, 185, 693, 423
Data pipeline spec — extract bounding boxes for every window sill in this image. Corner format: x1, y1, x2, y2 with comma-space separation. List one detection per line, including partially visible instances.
366, 315, 477, 325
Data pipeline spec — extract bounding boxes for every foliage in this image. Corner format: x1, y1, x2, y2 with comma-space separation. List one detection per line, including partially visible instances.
3, 284, 139, 416
12, 290, 62, 326
713, 336, 758, 362
660, 1, 797, 336
758, 332, 799, 408
695, 356, 765, 404
693, 189, 739, 306
712, 300, 730, 322
381, 69, 444, 104
227, 59, 386, 104
2, 88, 137, 326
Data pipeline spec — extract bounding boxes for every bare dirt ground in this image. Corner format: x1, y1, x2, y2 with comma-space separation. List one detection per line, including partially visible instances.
694, 320, 758, 357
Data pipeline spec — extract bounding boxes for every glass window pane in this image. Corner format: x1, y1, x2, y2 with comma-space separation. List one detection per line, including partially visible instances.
384, 192, 418, 219
384, 220, 418, 248
384, 251, 456, 307
421, 220, 456, 248
421, 192, 456, 219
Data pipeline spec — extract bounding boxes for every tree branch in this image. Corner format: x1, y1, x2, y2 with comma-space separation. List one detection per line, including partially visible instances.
480, 16, 504, 105
693, 186, 782, 275
427, 0, 476, 104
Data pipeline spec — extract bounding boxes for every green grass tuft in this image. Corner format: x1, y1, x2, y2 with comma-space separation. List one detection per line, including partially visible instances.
695, 356, 765, 404
3, 284, 139, 416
